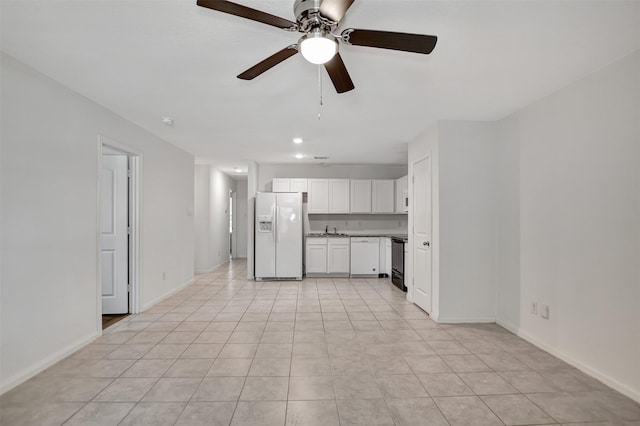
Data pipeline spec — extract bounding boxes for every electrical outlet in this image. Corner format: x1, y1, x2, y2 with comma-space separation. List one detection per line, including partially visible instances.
540, 304, 550, 320
531, 302, 538, 315
162, 272, 166, 280
187, 208, 193, 217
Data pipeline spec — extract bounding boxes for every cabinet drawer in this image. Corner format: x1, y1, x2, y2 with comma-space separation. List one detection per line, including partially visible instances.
307, 238, 328, 245
328, 238, 350, 245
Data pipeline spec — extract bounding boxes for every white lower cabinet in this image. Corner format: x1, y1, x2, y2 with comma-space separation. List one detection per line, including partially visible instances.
380, 238, 392, 277
328, 238, 350, 274
306, 237, 350, 276
380, 237, 392, 276
306, 238, 327, 274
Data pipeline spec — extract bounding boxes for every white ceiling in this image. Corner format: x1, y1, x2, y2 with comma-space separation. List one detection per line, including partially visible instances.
2, 1, 639, 174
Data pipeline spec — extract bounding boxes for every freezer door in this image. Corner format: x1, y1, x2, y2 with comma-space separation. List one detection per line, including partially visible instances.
255, 192, 276, 278
275, 193, 302, 278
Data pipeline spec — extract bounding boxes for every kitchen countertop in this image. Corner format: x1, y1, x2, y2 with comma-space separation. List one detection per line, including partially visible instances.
306, 233, 408, 242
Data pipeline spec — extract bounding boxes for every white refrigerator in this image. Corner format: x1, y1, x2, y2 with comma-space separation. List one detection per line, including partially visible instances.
255, 192, 303, 280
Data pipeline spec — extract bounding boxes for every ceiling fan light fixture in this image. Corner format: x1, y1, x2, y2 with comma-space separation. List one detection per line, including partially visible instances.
299, 31, 337, 65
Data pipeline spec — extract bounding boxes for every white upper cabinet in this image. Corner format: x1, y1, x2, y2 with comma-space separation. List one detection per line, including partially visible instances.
286, 176, 405, 214
372, 180, 395, 213
350, 179, 372, 213
307, 179, 329, 213
395, 175, 409, 213
290, 178, 308, 193
272, 178, 290, 192
272, 178, 308, 193
329, 179, 350, 213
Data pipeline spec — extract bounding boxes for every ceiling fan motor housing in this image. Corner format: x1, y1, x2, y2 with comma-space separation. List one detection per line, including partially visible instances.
294, 0, 337, 33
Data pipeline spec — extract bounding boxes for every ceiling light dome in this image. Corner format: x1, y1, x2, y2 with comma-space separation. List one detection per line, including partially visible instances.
299, 31, 338, 65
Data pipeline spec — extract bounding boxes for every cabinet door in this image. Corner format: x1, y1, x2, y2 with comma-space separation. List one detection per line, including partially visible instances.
385, 239, 392, 276
307, 179, 329, 213
328, 179, 350, 213
306, 244, 327, 273
401, 176, 409, 213
272, 178, 290, 192
379, 238, 387, 275
395, 178, 403, 213
328, 242, 350, 273
290, 178, 308, 193
350, 179, 372, 213
372, 180, 395, 213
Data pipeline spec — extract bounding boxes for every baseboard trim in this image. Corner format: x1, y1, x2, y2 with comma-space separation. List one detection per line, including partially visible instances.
0, 331, 101, 395
516, 328, 640, 404
495, 318, 520, 334
437, 316, 496, 324
141, 277, 194, 311
194, 260, 228, 275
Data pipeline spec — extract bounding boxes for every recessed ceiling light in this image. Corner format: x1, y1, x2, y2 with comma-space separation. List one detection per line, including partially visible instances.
295, 154, 304, 159
293, 137, 303, 144
234, 167, 242, 173
161, 117, 174, 126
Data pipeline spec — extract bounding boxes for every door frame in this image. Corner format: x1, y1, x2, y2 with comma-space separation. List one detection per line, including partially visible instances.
230, 189, 237, 259
96, 135, 142, 332
410, 153, 433, 313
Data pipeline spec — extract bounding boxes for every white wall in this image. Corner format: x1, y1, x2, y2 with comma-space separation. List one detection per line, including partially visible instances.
505, 50, 640, 400
258, 163, 408, 192
408, 122, 500, 322
411, 51, 640, 401
247, 161, 259, 279
0, 54, 195, 393
194, 165, 211, 270
494, 116, 521, 332
193, 166, 236, 272
438, 121, 499, 322
235, 179, 248, 258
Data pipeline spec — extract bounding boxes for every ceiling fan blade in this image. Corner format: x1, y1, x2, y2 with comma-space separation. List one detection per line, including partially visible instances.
343, 29, 437, 54
237, 46, 298, 80
319, 0, 355, 23
197, 0, 296, 30
324, 53, 354, 94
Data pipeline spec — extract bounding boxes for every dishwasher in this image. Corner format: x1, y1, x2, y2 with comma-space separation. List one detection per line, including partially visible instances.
350, 237, 380, 277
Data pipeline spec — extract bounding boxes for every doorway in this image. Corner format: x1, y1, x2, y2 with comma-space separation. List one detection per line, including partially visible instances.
412, 155, 432, 313
229, 189, 237, 259
98, 137, 140, 331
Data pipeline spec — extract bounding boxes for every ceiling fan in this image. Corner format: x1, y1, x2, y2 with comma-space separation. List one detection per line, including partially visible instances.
196, 0, 438, 93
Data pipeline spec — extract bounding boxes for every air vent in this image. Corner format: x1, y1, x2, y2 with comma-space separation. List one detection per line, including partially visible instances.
314, 156, 329, 160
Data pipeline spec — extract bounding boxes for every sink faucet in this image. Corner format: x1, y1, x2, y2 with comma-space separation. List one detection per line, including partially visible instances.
325, 225, 328, 233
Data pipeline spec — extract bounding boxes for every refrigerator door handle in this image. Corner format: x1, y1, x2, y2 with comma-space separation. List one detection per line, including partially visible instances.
274, 205, 278, 244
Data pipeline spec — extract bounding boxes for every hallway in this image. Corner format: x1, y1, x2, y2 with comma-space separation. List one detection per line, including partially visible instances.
1, 259, 639, 425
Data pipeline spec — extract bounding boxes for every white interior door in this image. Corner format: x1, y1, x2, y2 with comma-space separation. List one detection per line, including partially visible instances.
413, 156, 432, 313
101, 154, 129, 314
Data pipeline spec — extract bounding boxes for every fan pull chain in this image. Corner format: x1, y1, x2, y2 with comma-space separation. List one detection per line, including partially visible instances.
318, 65, 323, 120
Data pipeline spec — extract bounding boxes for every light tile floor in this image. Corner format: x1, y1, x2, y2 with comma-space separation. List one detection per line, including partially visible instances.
2, 259, 639, 425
